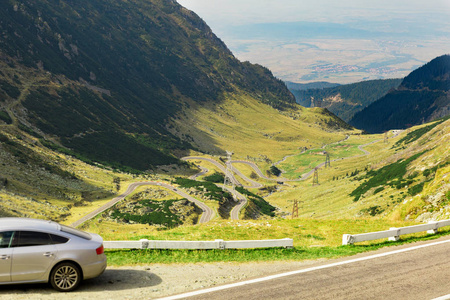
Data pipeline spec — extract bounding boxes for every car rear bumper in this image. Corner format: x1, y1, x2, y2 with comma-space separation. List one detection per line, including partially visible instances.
82, 255, 107, 280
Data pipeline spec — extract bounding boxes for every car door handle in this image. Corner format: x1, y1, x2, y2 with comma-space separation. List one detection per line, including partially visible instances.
43, 252, 54, 257
0, 255, 10, 260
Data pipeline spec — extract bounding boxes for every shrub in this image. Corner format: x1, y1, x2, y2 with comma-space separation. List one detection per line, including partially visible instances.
360, 205, 384, 216
408, 182, 425, 196
236, 187, 276, 217
174, 177, 233, 202
0, 111, 12, 124
111, 200, 182, 228
269, 166, 281, 177
203, 172, 225, 183
350, 151, 425, 201
373, 186, 384, 194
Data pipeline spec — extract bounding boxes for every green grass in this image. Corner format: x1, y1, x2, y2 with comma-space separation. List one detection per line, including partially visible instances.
350, 151, 425, 201
173, 177, 233, 202
278, 136, 377, 179
236, 187, 276, 217
104, 227, 450, 265
110, 199, 182, 228
203, 172, 225, 183
393, 115, 450, 148
91, 218, 418, 246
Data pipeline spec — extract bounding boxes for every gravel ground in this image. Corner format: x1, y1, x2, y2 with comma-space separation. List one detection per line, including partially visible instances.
0, 260, 324, 299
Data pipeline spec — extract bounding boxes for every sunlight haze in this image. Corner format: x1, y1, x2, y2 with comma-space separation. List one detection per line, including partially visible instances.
177, 0, 450, 83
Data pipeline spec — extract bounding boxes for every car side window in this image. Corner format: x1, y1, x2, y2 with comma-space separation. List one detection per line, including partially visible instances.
15, 231, 52, 247
0, 231, 14, 248
50, 234, 69, 244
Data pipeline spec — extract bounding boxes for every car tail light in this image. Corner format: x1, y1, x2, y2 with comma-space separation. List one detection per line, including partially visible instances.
96, 245, 104, 255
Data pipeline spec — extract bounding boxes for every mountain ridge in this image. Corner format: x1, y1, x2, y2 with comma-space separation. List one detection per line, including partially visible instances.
0, 0, 301, 171
350, 55, 450, 133
288, 78, 402, 122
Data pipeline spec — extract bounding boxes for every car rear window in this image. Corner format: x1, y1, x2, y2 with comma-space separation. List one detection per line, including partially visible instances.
60, 225, 92, 240
50, 234, 69, 244
16, 231, 52, 247
0, 231, 14, 248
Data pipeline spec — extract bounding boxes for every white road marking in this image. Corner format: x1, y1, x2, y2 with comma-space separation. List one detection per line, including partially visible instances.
432, 295, 450, 300
157, 239, 450, 300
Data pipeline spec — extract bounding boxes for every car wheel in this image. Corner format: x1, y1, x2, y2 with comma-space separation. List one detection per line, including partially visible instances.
50, 262, 82, 292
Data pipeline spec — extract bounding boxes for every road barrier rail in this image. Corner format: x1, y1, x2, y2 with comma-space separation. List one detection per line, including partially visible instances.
342, 220, 450, 245
104, 238, 293, 250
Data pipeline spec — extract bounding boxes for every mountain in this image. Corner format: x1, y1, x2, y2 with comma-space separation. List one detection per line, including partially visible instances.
288, 79, 402, 122
350, 55, 450, 133
0, 0, 297, 172
285, 81, 340, 91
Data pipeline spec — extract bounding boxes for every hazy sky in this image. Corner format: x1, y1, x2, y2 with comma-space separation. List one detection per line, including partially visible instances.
177, 0, 450, 83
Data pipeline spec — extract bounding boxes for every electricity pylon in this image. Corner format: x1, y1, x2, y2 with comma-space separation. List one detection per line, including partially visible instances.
312, 167, 319, 186
325, 151, 331, 168
292, 200, 300, 219
223, 150, 235, 191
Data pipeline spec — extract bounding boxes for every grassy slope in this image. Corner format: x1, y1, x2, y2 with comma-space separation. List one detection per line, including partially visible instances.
1, 62, 448, 259
83, 121, 449, 254
265, 119, 449, 221
0, 56, 355, 223
2, 105, 447, 250
170, 93, 351, 167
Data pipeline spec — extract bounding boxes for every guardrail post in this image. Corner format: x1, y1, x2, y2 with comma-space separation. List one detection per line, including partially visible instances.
284, 238, 294, 249
388, 228, 400, 242
140, 239, 149, 249
427, 221, 438, 234
215, 239, 225, 250
342, 234, 353, 245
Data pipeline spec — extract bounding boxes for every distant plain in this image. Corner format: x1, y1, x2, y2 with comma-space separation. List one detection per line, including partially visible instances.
178, 0, 450, 83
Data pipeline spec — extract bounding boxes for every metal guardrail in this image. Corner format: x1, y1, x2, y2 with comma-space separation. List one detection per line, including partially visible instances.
104, 238, 293, 250
342, 220, 450, 245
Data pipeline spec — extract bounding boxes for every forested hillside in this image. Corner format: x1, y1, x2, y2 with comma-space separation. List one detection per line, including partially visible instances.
0, 0, 295, 171
285, 81, 340, 91
289, 79, 402, 121
350, 55, 450, 133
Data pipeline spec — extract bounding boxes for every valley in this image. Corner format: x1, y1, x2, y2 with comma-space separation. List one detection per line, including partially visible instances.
24, 114, 444, 255
0, 0, 449, 273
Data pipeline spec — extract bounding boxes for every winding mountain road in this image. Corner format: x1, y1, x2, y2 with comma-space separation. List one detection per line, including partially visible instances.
220, 185, 248, 220
189, 165, 209, 180
71, 181, 213, 227
183, 157, 264, 188
232, 135, 392, 183
73, 133, 397, 227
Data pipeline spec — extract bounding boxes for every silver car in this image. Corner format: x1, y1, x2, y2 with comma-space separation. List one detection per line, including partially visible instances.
0, 218, 107, 292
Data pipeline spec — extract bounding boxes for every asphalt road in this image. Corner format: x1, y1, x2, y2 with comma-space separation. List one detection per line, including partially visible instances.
73, 136, 393, 227
161, 236, 450, 300
182, 157, 243, 187
220, 185, 247, 220
71, 181, 213, 227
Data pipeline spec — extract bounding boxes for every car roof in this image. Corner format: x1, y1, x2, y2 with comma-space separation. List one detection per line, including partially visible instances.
0, 217, 60, 232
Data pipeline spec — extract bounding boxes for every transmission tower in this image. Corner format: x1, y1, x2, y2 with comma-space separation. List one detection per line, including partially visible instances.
223, 150, 235, 191
292, 200, 301, 219
312, 167, 319, 186
324, 151, 331, 168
